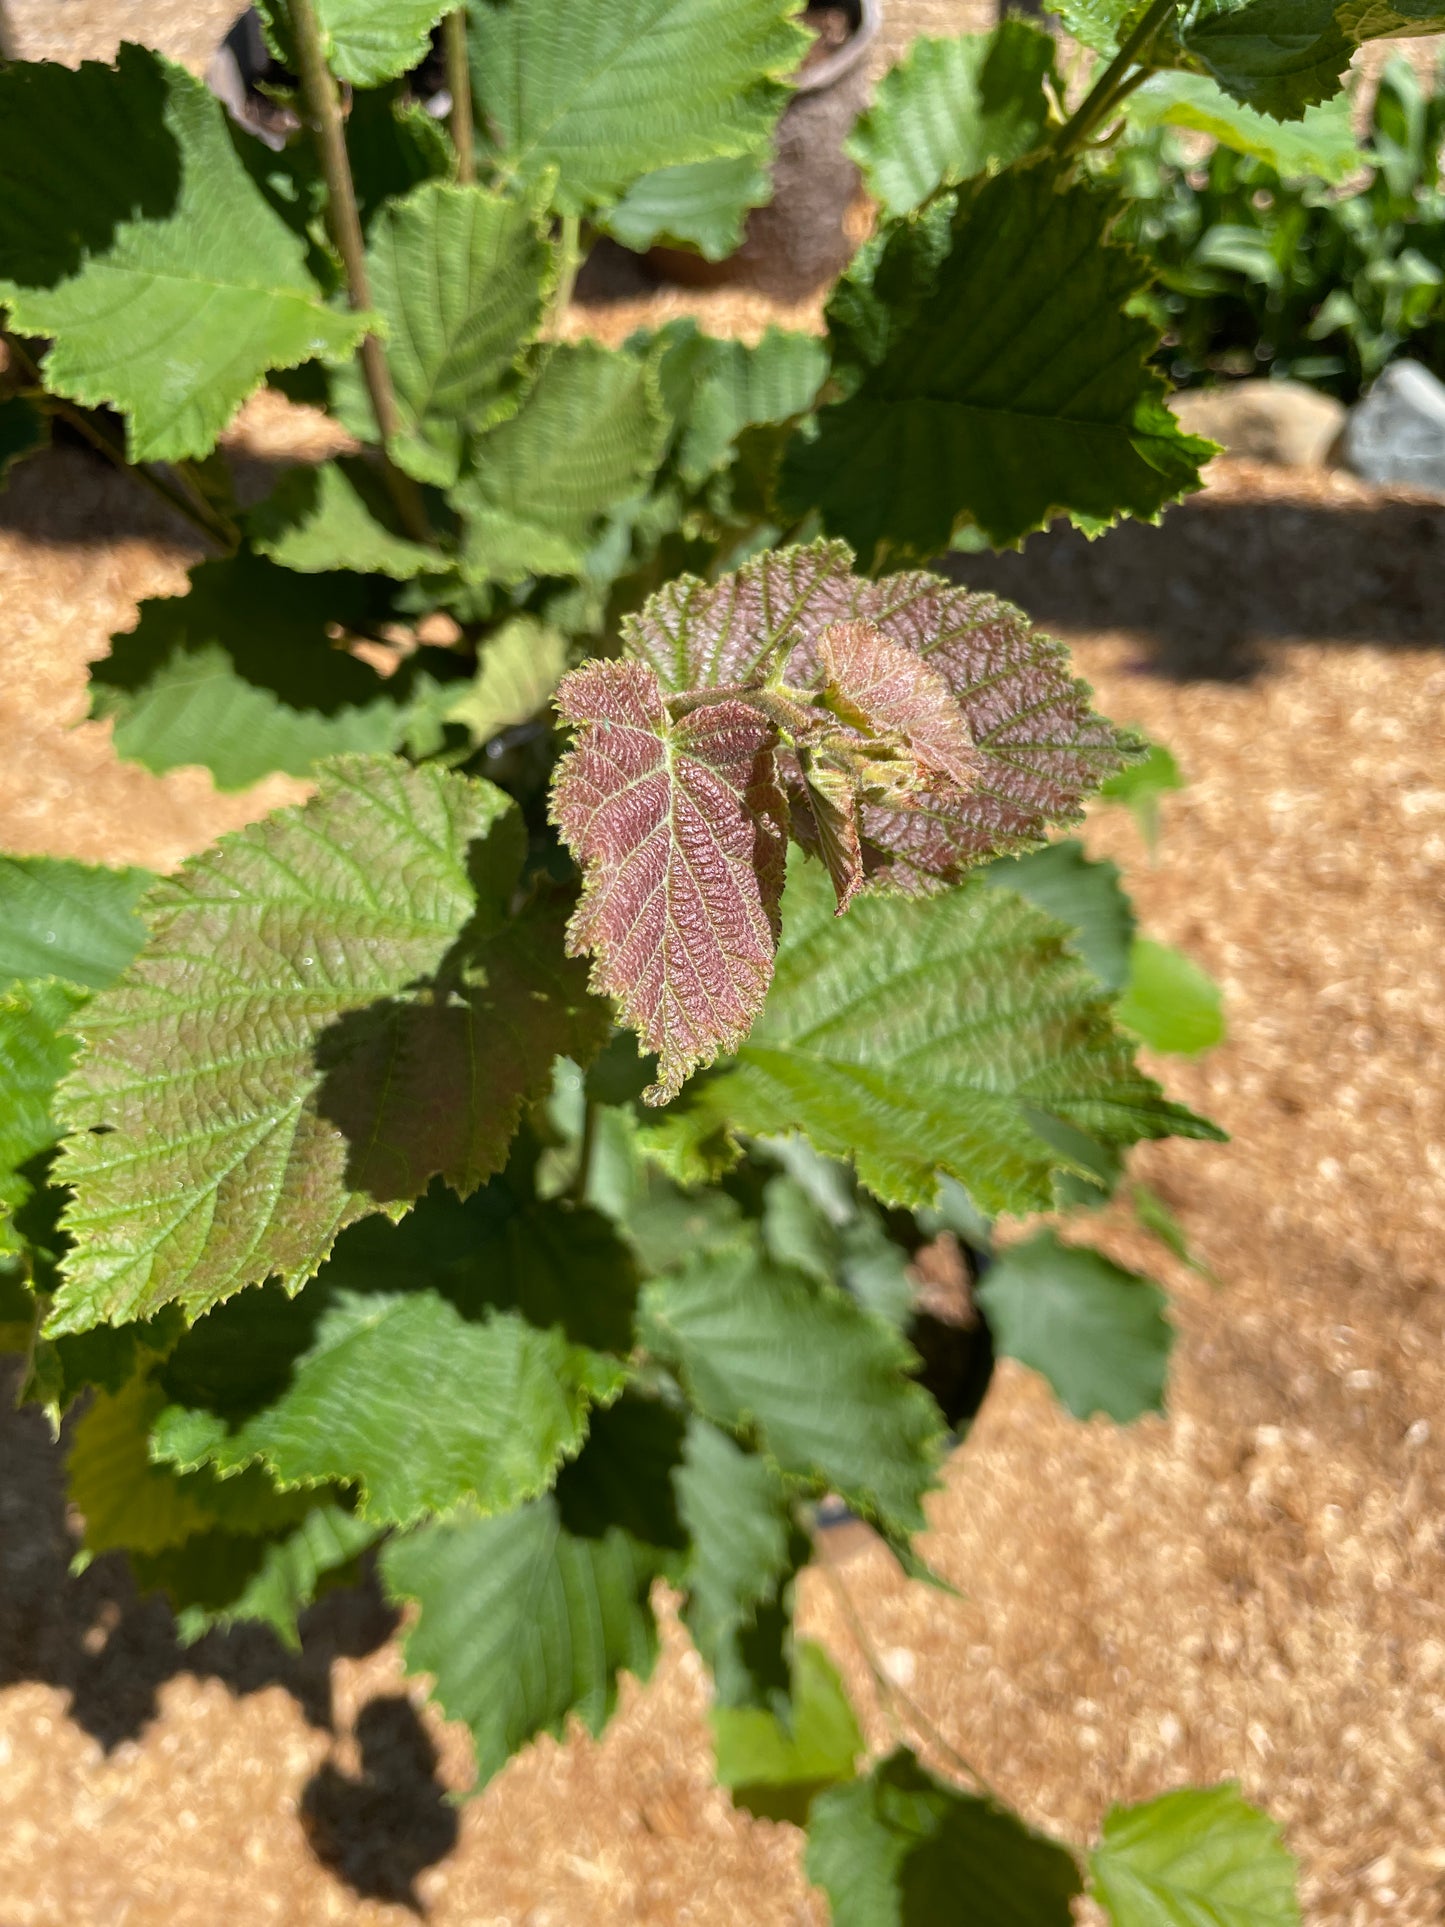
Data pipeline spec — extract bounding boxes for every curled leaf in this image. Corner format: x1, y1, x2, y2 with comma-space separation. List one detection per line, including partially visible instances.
551, 659, 788, 1104
819, 617, 982, 791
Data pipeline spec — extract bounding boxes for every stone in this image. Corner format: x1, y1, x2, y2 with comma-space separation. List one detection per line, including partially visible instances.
1169, 378, 1347, 468
1339, 358, 1445, 496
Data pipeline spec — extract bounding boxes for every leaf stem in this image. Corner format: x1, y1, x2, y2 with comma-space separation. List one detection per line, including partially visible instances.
1053, 0, 1178, 158
288, 0, 434, 545
554, 212, 582, 315
444, 10, 475, 185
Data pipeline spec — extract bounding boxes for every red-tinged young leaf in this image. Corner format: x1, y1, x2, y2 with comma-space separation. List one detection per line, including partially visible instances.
819, 619, 981, 791
551, 659, 788, 1105
797, 751, 865, 914
626, 543, 1131, 894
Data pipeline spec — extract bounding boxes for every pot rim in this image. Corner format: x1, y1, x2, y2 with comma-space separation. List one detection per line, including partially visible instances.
793, 0, 883, 95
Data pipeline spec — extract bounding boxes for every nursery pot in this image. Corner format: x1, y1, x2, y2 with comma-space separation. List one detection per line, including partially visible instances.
647, 0, 883, 299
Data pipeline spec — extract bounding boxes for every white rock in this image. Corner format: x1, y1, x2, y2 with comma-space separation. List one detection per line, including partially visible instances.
1340, 358, 1445, 495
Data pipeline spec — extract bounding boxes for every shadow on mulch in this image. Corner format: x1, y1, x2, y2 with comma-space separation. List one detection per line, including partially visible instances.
0, 1360, 456, 1906
950, 491, 1445, 680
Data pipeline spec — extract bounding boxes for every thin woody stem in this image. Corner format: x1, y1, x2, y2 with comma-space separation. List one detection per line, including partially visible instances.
1053, 0, 1178, 158
288, 0, 433, 544
444, 10, 475, 185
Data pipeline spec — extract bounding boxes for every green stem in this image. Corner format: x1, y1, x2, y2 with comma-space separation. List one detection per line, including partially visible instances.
288, 0, 433, 545
1053, 0, 1178, 158
444, 10, 475, 184
554, 212, 582, 315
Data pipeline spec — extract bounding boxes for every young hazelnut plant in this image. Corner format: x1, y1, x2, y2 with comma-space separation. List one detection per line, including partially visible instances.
1, 0, 1400, 1910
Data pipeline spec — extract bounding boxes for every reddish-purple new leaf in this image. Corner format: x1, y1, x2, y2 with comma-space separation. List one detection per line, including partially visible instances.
819, 619, 981, 791
551, 659, 787, 1105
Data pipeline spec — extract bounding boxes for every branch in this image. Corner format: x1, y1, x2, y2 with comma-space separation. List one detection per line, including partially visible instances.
1054, 0, 1179, 158
444, 9, 475, 185
288, 0, 434, 545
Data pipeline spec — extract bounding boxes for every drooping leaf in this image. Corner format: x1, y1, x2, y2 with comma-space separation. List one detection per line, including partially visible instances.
1116, 938, 1226, 1055
713, 1641, 864, 1823
1098, 738, 1185, 854
0, 979, 86, 1223
133, 1502, 379, 1648
623, 543, 1135, 891
447, 616, 569, 744
248, 459, 438, 579
1090, 1783, 1300, 1927
67, 1373, 315, 1558
675, 1416, 808, 1710
643, 1242, 946, 1535
602, 153, 774, 261
92, 550, 443, 790
982, 839, 1136, 994
848, 24, 1058, 219
0, 394, 48, 484
331, 181, 552, 485
975, 1229, 1173, 1422
0, 857, 151, 992
382, 1420, 681, 1787
468, 0, 808, 215
151, 1182, 636, 1527
780, 164, 1214, 555
551, 657, 788, 1104
260, 0, 448, 88
0, 48, 365, 461
452, 343, 667, 583
1125, 72, 1365, 181
665, 855, 1222, 1214
806, 1747, 1083, 1927
50, 757, 606, 1333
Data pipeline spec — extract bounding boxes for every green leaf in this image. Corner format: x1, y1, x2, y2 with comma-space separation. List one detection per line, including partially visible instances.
91, 550, 441, 790
0, 857, 151, 992
0, 979, 86, 1222
848, 24, 1057, 219
643, 1242, 946, 1535
806, 1747, 1082, 1927
1125, 72, 1365, 180
468, 0, 808, 215
975, 1229, 1172, 1422
675, 1416, 808, 1710
1116, 938, 1226, 1056
666, 856, 1222, 1216
0, 48, 365, 461
669, 327, 829, 486
1131, 1182, 1216, 1279
1091, 1783, 1300, 1927
331, 181, 552, 486
0, 394, 48, 484
446, 616, 568, 744
67, 1373, 315, 1558
248, 459, 438, 579
982, 839, 1136, 995
151, 1182, 636, 1527
602, 153, 774, 260
382, 1427, 679, 1787
1175, 0, 1353, 120
713, 1641, 863, 1823
452, 343, 667, 583
1049, 0, 1135, 53
781, 163, 1213, 555
50, 757, 606, 1333
262, 0, 448, 87
1098, 738, 1185, 854
133, 1503, 379, 1648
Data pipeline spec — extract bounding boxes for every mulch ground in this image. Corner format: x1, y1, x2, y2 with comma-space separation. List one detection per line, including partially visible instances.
3, 4, 1444, 1923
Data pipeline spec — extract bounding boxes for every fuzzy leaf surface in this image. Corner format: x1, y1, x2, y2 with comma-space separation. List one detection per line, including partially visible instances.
713, 1641, 863, 1823
261, 0, 448, 87
383, 1431, 679, 1787
50, 758, 605, 1332
643, 1243, 945, 1535
780, 165, 1213, 554
92, 552, 441, 790
669, 856, 1222, 1213
468, 0, 807, 215
982, 839, 1135, 994
0, 979, 86, 1223
331, 182, 551, 485
552, 658, 788, 1104
452, 344, 667, 583
848, 24, 1057, 218
806, 1747, 1082, 1927
0, 858, 151, 992
624, 544, 1131, 891
976, 1230, 1172, 1422
602, 154, 774, 260
0, 48, 364, 461
664, 327, 829, 485
248, 460, 438, 579
1091, 1784, 1300, 1927
447, 617, 568, 744
151, 1182, 636, 1527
